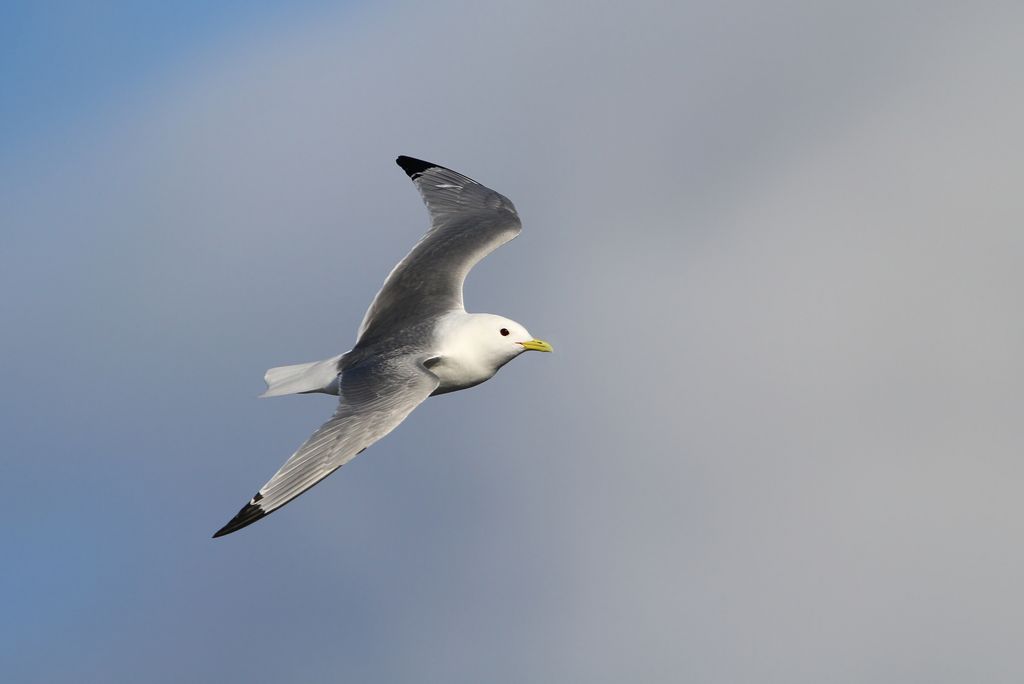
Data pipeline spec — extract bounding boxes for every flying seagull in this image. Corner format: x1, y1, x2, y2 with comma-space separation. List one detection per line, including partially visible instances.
213, 156, 552, 537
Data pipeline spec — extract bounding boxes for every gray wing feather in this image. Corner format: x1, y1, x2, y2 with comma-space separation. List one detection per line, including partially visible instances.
356, 157, 522, 344
213, 355, 438, 537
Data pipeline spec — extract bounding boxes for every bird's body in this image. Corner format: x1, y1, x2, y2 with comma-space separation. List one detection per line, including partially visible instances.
213, 156, 551, 538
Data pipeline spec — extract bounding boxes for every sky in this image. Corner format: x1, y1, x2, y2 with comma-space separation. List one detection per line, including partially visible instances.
3, 1, 1024, 682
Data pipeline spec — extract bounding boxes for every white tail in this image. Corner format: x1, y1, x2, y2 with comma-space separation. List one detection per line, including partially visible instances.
261, 354, 343, 398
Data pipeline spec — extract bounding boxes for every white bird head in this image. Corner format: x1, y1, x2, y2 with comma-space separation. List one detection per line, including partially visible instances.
449, 313, 553, 370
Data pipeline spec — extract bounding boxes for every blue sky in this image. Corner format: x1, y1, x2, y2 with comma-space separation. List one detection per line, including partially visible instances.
3, 2, 1024, 682
1, 2, 338, 153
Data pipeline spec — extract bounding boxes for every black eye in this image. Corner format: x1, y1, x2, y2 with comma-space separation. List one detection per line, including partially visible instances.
500, 328, 510, 336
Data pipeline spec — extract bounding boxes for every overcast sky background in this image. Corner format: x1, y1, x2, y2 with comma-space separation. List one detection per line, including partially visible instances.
3, 1, 1023, 682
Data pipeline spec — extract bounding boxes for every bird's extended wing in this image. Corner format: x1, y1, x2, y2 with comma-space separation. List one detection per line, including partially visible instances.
213, 355, 438, 537
356, 156, 522, 345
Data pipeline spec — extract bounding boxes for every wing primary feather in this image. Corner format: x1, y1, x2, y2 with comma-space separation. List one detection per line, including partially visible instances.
212, 492, 267, 538
396, 155, 446, 179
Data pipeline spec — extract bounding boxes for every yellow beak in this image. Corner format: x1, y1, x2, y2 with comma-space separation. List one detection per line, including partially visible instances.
518, 338, 553, 353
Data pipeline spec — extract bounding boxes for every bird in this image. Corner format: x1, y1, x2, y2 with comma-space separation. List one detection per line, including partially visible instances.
213, 156, 553, 538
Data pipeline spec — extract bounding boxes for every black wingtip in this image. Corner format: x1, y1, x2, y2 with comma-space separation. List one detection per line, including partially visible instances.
212, 494, 267, 538
395, 155, 439, 180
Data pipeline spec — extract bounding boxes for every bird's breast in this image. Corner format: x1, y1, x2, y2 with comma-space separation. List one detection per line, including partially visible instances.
426, 355, 496, 396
